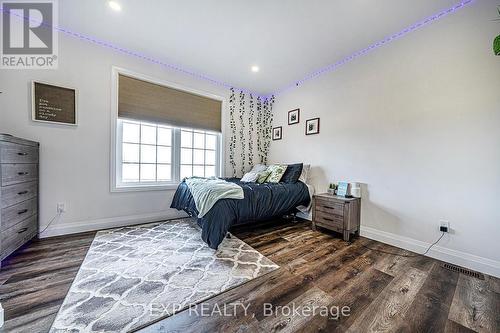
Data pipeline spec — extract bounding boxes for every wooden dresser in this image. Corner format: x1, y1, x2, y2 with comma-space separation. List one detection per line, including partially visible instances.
0, 134, 39, 265
312, 193, 360, 241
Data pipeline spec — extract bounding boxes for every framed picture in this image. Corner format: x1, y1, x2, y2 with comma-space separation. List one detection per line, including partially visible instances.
272, 126, 282, 140
32, 81, 78, 126
337, 182, 349, 197
288, 108, 300, 125
305, 118, 320, 135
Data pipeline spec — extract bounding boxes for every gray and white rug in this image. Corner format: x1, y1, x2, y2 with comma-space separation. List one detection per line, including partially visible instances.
50, 218, 279, 333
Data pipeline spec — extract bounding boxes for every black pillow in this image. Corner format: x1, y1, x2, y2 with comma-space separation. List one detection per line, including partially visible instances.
280, 163, 303, 183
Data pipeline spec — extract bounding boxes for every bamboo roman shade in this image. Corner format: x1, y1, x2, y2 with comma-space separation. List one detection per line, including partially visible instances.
118, 74, 222, 132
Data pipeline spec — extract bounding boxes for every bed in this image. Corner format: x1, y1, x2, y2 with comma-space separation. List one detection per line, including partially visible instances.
171, 177, 311, 249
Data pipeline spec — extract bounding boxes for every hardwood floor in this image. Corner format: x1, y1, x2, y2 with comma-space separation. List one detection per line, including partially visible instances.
0, 232, 95, 332
0, 219, 498, 333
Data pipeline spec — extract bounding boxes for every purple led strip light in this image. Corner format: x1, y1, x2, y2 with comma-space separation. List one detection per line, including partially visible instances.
264, 0, 475, 99
0, 6, 260, 97
1, 0, 474, 99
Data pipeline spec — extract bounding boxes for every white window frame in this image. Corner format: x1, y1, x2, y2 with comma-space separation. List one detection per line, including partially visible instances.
110, 67, 226, 192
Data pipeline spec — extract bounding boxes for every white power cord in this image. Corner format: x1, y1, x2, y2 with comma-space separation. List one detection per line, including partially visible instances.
361, 232, 445, 258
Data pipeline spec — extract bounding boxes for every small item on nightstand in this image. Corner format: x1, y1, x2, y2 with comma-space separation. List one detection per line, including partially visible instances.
336, 181, 349, 197
327, 183, 337, 195
349, 182, 361, 198
312, 193, 361, 242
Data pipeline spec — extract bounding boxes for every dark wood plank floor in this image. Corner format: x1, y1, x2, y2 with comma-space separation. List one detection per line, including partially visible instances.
0, 219, 498, 333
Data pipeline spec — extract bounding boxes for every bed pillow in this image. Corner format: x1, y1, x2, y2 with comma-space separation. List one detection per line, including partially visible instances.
299, 164, 310, 183
265, 164, 287, 183
254, 169, 270, 183
241, 164, 269, 183
241, 171, 259, 183
280, 163, 303, 183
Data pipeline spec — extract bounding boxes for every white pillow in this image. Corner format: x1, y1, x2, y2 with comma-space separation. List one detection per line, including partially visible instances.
241, 164, 269, 183
298, 164, 310, 183
241, 171, 259, 183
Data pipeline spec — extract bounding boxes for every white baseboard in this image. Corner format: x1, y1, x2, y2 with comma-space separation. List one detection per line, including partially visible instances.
360, 226, 500, 278
39, 212, 499, 278
39, 210, 189, 238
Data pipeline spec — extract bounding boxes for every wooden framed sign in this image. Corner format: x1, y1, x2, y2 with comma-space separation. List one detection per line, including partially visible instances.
32, 81, 78, 125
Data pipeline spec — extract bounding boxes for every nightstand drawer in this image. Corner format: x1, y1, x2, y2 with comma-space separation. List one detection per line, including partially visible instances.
315, 211, 343, 228
315, 201, 344, 216
315, 220, 343, 233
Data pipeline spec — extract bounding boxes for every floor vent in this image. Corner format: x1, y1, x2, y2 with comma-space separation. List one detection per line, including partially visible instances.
442, 263, 485, 280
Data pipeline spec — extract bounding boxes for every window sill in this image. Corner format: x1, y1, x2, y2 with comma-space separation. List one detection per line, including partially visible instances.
111, 183, 180, 193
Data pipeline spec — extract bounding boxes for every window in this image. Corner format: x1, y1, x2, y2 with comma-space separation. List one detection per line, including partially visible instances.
111, 68, 224, 191
180, 129, 218, 179
116, 119, 221, 189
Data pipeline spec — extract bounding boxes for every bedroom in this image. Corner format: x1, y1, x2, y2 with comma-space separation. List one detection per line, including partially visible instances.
0, 0, 499, 332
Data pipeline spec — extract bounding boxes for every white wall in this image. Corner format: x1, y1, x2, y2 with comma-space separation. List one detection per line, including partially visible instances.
0, 34, 231, 237
269, 1, 500, 277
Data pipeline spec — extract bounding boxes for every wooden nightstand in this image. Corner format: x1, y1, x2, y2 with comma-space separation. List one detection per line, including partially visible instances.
312, 193, 361, 241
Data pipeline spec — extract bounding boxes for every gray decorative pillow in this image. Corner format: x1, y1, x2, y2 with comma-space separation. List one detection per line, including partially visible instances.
266, 164, 287, 183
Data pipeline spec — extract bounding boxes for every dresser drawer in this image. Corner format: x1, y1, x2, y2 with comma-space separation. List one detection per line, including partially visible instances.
0, 142, 38, 164
1, 181, 38, 209
1, 215, 37, 260
1, 163, 38, 186
314, 211, 344, 229
1, 197, 37, 231
315, 200, 345, 216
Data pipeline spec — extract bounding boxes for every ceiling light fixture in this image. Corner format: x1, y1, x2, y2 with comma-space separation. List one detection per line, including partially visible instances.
108, 1, 122, 12
251, 65, 260, 73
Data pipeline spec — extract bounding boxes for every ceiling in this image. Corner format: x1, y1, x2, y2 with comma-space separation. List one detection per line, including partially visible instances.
60, 0, 461, 95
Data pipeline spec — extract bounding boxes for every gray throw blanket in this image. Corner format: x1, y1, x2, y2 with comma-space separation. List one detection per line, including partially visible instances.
185, 177, 244, 217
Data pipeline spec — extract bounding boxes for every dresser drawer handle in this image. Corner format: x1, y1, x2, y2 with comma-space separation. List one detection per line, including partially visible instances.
18, 172, 29, 176
324, 205, 336, 210
323, 217, 334, 222
18, 190, 29, 195
18, 209, 29, 215
17, 227, 28, 234
17, 152, 28, 156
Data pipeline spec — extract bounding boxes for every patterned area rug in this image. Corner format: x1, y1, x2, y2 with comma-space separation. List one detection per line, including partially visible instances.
50, 218, 278, 332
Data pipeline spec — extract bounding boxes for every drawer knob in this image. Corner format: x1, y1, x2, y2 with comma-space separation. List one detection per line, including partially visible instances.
18, 172, 29, 176
17, 152, 28, 156
18, 190, 29, 195
17, 227, 28, 234
18, 209, 29, 215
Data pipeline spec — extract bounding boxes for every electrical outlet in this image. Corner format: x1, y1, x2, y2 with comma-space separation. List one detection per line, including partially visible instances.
439, 220, 450, 233
57, 203, 66, 213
